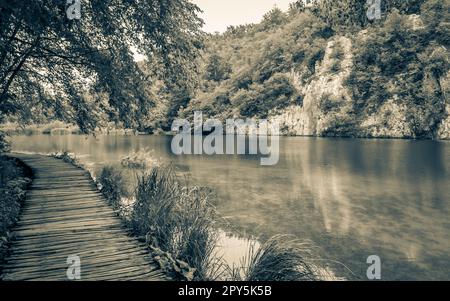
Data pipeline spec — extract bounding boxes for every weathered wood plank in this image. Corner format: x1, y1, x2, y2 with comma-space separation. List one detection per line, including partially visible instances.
2, 153, 166, 281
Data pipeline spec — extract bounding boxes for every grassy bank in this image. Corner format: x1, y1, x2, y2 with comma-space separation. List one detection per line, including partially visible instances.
0, 156, 32, 275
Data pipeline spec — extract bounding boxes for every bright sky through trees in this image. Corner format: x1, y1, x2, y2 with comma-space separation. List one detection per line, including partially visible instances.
191, 0, 296, 33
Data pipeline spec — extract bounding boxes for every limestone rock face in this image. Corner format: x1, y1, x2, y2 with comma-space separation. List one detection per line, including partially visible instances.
437, 104, 450, 140
437, 72, 450, 140
270, 36, 354, 136
269, 36, 449, 140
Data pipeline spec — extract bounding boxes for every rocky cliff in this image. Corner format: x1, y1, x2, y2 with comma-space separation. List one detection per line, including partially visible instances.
270, 34, 449, 139
181, 4, 449, 140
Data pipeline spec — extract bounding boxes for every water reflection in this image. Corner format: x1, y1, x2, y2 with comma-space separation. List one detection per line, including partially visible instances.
11, 135, 450, 280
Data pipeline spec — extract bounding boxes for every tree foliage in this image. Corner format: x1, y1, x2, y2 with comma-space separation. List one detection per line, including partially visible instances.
205, 54, 232, 82
0, 0, 204, 132
0, 131, 9, 152
347, 1, 449, 138
182, 9, 328, 120
310, 0, 428, 29
260, 7, 287, 31
180, 0, 448, 139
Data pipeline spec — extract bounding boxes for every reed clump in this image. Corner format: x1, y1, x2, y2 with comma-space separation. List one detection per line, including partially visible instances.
131, 167, 219, 280
227, 235, 323, 281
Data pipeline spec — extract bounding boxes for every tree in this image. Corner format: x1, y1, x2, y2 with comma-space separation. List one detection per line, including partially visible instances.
205, 54, 232, 82
312, 0, 366, 29
0, 131, 9, 152
260, 7, 287, 30
0, 0, 204, 133
288, 1, 306, 15
347, 3, 448, 138
383, 0, 427, 14
311, 0, 428, 30
421, 0, 450, 45
239, 73, 295, 118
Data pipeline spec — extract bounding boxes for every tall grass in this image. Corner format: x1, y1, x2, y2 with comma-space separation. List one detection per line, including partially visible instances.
131, 167, 179, 250
228, 235, 323, 281
131, 167, 219, 280
172, 186, 220, 280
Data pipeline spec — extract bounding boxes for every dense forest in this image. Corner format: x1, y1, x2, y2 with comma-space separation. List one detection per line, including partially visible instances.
174, 0, 449, 139
1, 0, 449, 141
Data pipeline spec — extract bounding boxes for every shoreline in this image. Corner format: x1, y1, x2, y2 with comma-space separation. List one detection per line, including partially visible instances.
2, 127, 449, 142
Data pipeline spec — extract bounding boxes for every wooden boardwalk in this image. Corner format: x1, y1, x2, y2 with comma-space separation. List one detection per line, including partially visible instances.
1, 153, 167, 281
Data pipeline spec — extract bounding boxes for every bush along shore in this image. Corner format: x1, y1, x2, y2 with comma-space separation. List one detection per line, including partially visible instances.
51, 151, 333, 281
0, 156, 32, 276
0, 122, 145, 137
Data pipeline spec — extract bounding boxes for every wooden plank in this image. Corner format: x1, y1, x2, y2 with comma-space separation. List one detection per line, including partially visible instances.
19, 209, 116, 221
5, 245, 149, 263
16, 213, 119, 227
9, 236, 139, 254
2, 153, 166, 281
12, 229, 127, 241
3, 264, 160, 281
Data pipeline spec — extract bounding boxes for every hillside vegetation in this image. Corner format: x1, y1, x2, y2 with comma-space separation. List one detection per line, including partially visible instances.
179, 0, 449, 139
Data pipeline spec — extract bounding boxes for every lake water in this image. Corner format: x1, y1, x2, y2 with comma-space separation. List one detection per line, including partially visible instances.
10, 134, 450, 280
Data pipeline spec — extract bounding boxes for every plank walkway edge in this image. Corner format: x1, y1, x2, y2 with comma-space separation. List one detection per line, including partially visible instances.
1, 153, 169, 281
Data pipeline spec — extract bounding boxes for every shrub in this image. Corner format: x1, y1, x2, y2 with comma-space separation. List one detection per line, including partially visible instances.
307, 48, 325, 73
330, 44, 345, 61
52, 151, 78, 165
319, 94, 343, 112
0, 186, 21, 237
0, 156, 31, 272
97, 166, 129, 212
330, 62, 341, 73
239, 73, 295, 118
0, 131, 10, 153
233, 70, 253, 90
0, 157, 22, 186
329, 43, 345, 73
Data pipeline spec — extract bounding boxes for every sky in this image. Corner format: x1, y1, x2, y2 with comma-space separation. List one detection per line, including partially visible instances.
191, 0, 296, 33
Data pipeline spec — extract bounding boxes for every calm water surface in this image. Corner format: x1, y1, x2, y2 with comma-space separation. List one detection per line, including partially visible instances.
11, 135, 450, 280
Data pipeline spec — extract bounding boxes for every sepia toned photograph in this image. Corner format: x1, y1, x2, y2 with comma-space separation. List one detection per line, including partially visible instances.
0, 0, 448, 289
